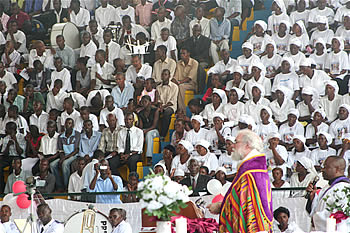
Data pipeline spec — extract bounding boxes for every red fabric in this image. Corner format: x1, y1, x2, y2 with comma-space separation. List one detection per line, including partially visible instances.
330, 211, 349, 224
171, 216, 219, 233
202, 86, 226, 102
8, 11, 30, 29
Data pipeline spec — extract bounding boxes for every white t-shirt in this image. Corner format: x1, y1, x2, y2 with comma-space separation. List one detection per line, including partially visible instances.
335, 26, 350, 48
279, 122, 305, 144
309, 52, 327, 71
192, 152, 219, 173
247, 34, 272, 55
308, 7, 335, 25
223, 102, 245, 125
268, 13, 291, 34
311, 147, 336, 167
154, 36, 177, 60
244, 98, 271, 123
272, 33, 290, 55
261, 54, 282, 77
269, 98, 295, 122
283, 52, 306, 72
271, 72, 299, 98
264, 144, 288, 180
319, 95, 342, 122
50, 68, 72, 92
185, 128, 209, 146
329, 118, 350, 145
202, 103, 225, 126
6, 30, 27, 54
0, 71, 17, 92
237, 54, 260, 75
256, 122, 278, 141
310, 29, 334, 47
289, 33, 310, 51
325, 51, 349, 79
334, 5, 350, 22
299, 70, 331, 96
170, 154, 192, 174
95, 4, 116, 28
245, 76, 272, 99
70, 8, 90, 27
99, 107, 125, 127
115, 6, 135, 23
218, 153, 239, 175
290, 10, 310, 27
206, 126, 231, 151
305, 122, 330, 148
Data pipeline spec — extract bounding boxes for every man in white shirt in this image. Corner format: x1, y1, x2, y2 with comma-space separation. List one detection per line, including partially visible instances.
46, 79, 69, 112
68, 157, 86, 200
125, 55, 152, 83
69, 0, 90, 29
109, 208, 132, 233
100, 30, 120, 63
118, 15, 150, 45
60, 97, 80, 129
91, 49, 115, 90
50, 57, 72, 92
111, 113, 143, 175
30, 100, 49, 134
0, 205, 20, 233
95, 0, 115, 28
189, 6, 210, 38
28, 40, 55, 70
151, 7, 172, 41
36, 204, 64, 233
154, 28, 177, 61
207, 49, 237, 84
1, 41, 21, 74
0, 62, 17, 92
6, 20, 27, 54
308, 0, 334, 30
80, 31, 97, 67
115, 0, 135, 23
99, 95, 125, 129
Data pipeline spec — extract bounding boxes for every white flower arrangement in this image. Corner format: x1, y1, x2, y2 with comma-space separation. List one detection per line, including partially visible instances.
137, 173, 193, 221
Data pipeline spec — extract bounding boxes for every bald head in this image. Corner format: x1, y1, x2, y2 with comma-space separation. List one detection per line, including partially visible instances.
322, 156, 346, 180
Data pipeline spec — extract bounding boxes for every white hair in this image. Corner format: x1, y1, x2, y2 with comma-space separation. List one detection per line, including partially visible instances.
238, 129, 263, 152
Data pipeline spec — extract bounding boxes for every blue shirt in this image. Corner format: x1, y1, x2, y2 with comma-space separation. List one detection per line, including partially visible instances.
79, 131, 102, 157
58, 130, 80, 156
111, 81, 134, 108
89, 175, 123, 203
209, 18, 231, 41
24, 0, 43, 13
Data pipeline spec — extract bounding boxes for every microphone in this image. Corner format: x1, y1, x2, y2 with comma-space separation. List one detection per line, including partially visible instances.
305, 176, 319, 199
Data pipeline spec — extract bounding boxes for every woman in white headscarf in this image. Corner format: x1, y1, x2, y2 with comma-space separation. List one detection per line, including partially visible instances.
244, 83, 271, 123
223, 87, 245, 125
272, 57, 300, 101
289, 0, 310, 27
201, 88, 227, 126
310, 15, 334, 48
193, 139, 219, 176
319, 80, 342, 122
310, 132, 336, 172
278, 109, 305, 150
283, 37, 306, 72
261, 40, 282, 79
335, 13, 350, 50
256, 105, 278, 141
244, 61, 272, 99
170, 140, 194, 176
325, 37, 350, 87
290, 20, 310, 52
185, 115, 209, 147
296, 86, 320, 121
246, 20, 272, 55
309, 38, 327, 70
267, 0, 291, 34
305, 108, 329, 148
269, 85, 295, 125
290, 156, 317, 197
272, 19, 291, 55
218, 136, 239, 180
237, 42, 261, 77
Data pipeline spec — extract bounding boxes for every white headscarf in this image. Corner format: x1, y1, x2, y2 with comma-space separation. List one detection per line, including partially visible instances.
324, 80, 339, 95
242, 42, 253, 51
293, 135, 306, 144
191, 115, 205, 126
250, 61, 266, 79
275, 85, 292, 100
312, 108, 326, 120
338, 104, 350, 115
299, 57, 315, 67
273, 0, 287, 14
297, 156, 318, 176
315, 38, 326, 52
316, 132, 333, 146
281, 57, 295, 72
225, 136, 236, 143
238, 114, 256, 129
265, 39, 277, 54
254, 20, 268, 32
213, 88, 228, 104
215, 167, 227, 175
154, 163, 167, 174
179, 140, 194, 153
195, 139, 210, 152
295, 20, 307, 35
288, 108, 300, 119
289, 37, 302, 48
316, 15, 329, 29
230, 87, 245, 100
332, 36, 345, 51
234, 66, 244, 76
267, 132, 281, 141
174, 169, 185, 176
213, 112, 226, 121
259, 105, 273, 123
251, 83, 266, 97
280, 20, 291, 34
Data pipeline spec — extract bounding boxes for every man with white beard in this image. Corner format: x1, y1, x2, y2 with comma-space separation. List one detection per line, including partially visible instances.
306, 156, 350, 231
207, 129, 273, 232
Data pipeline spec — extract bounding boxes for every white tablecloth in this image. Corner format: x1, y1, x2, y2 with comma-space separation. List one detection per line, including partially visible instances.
0, 196, 311, 233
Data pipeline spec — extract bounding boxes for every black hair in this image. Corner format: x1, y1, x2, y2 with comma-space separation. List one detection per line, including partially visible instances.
200, 166, 209, 174
273, 207, 290, 220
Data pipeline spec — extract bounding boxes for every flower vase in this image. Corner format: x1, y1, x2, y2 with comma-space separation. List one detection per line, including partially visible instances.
156, 221, 172, 233
337, 218, 350, 232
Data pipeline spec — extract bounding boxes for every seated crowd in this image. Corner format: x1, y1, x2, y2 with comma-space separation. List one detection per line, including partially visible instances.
0, 0, 350, 218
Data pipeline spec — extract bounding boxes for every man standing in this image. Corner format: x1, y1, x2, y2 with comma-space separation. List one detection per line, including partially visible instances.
207, 129, 273, 232
36, 204, 64, 233
157, 69, 178, 140
173, 47, 198, 113
306, 156, 350, 231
